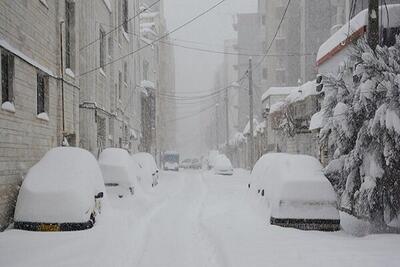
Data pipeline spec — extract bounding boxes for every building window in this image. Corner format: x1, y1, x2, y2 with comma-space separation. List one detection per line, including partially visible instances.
37, 71, 49, 114
108, 36, 113, 57
100, 28, 106, 70
65, 0, 75, 71
124, 62, 127, 83
262, 67, 268, 80
118, 71, 122, 99
143, 60, 149, 80
122, 0, 128, 32
1, 51, 14, 104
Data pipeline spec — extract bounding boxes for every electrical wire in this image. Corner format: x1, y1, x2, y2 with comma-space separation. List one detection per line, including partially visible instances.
78, 0, 228, 78
79, 0, 161, 51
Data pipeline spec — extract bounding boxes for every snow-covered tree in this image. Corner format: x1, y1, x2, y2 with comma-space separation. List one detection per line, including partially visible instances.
320, 36, 400, 231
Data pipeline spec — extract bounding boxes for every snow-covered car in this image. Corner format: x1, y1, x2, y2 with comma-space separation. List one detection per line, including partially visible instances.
250, 153, 340, 231
14, 147, 107, 231
99, 148, 139, 198
190, 158, 202, 169
180, 158, 192, 169
214, 155, 233, 175
132, 152, 159, 187
207, 150, 219, 169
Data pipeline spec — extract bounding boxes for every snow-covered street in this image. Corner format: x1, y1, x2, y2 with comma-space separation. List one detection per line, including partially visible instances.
1, 169, 399, 267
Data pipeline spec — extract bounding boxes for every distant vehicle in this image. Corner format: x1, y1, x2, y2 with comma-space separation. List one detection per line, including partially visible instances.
163, 151, 179, 171
99, 148, 139, 198
14, 147, 107, 232
132, 152, 159, 187
250, 153, 340, 231
213, 154, 233, 175
207, 150, 219, 169
180, 158, 192, 169
190, 158, 202, 169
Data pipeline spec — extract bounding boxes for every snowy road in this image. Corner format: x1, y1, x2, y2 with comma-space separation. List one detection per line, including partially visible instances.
1, 169, 399, 267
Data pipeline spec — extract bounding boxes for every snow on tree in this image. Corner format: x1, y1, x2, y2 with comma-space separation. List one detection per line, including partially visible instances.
320, 36, 400, 230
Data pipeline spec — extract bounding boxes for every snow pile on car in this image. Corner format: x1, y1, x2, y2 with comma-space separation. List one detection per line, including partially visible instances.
14, 147, 108, 223
99, 148, 139, 189
250, 153, 338, 220
132, 152, 158, 189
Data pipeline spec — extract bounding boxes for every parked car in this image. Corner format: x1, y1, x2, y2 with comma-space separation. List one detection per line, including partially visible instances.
190, 158, 202, 169
163, 151, 179, 171
132, 152, 159, 188
207, 150, 219, 169
14, 147, 107, 232
250, 153, 340, 231
213, 155, 233, 175
99, 148, 139, 198
180, 158, 192, 169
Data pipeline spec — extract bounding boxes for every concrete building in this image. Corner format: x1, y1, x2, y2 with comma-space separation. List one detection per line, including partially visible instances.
0, 0, 80, 230
79, 0, 142, 157
233, 13, 264, 131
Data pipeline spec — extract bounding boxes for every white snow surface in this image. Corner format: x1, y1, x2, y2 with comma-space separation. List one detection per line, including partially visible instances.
99, 148, 139, 188
250, 153, 338, 219
269, 101, 285, 114
1, 169, 400, 266
261, 86, 295, 102
14, 147, 108, 223
36, 112, 49, 121
286, 81, 318, 103
310, 110, 325, 130
1, 101, 15, 113
132, 152, 159, 189
317, 4, 400, 62
140, 80, 155, 89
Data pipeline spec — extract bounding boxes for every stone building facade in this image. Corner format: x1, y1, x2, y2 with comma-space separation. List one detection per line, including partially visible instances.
79, 0, 142, 157
0, 0, 80, 230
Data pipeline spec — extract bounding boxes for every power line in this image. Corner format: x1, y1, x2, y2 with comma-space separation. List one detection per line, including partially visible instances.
78, 0, 228, 78
79, 0, 161, 52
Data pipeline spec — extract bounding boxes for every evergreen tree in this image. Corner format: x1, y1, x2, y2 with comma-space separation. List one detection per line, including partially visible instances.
320, 37, 400, 231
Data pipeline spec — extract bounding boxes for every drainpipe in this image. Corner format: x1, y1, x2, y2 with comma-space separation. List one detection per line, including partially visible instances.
60, 21, 65, 138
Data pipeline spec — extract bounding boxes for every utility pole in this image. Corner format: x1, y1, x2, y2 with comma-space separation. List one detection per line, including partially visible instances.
368, 0, 379, 51
248, 58, 254, 169
225, 87, 229, 148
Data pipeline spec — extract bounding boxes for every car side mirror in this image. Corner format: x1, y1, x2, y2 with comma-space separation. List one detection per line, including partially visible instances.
95, 192, 104, 199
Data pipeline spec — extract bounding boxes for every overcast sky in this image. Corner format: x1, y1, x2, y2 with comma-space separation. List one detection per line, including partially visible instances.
164, 0, 257, 158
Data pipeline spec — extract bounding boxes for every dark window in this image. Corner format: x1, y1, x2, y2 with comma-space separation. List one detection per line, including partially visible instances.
108, 36, 113, 56
65, 0, 75, 70
1, 51, 14, 104
37, 71, 49, 114
100, 28, 106, 69
118, 71, 122, 99
124, 62, 127, 83
262, 68, 268, 80
122, 0, 128, 32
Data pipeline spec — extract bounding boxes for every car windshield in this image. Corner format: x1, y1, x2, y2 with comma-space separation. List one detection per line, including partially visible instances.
1, 1, 399, 266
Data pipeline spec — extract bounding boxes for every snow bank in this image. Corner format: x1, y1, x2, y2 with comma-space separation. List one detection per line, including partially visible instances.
14, 147, 107, 223
250, 153, 338, 220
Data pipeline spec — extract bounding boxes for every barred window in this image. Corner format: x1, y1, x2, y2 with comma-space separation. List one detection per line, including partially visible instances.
65, 0, 75, 70
37, 71, 49, 114
122, 0, 128, 32
1, 51, 14, 104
